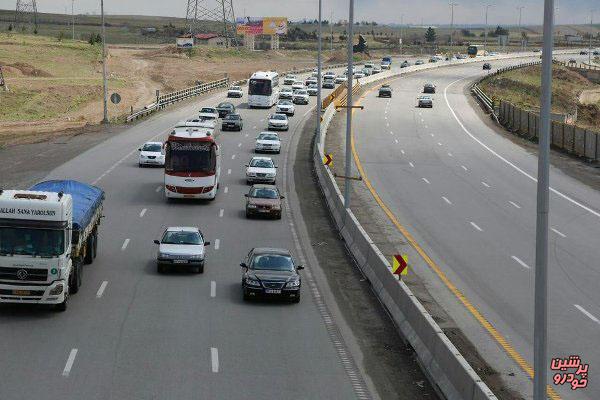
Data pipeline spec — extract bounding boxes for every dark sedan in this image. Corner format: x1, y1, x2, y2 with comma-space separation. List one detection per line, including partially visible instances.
378, 84, 392, 98
245, 184, 283, 219
418, 95, 433, 108
216, 102, 235, 118
221, 113, 243, 131
483, 63, 492, 70
423, 83, 436, 94
241, 247, 303, 303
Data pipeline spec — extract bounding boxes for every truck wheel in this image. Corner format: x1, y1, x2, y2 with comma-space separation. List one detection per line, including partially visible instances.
55, 294, 68, 312
69, 261, 82, 294
84, 235, 94, 264
93, 231, 98, 259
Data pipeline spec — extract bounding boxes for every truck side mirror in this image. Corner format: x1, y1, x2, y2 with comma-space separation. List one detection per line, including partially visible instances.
204, 241, 211, 246
153, 240, 160, 245
296, 265, 304, 271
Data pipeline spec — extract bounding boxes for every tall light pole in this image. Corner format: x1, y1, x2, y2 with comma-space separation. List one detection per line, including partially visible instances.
71, 0, 75, 40
316, 0, 323, 145
484, 4, 493, 55
590, 10, 595, 65
534, 0, 554, 397
101, 0, 108, 124
344, 0, 354, 208
517, 6, 524, 51
400, 14, 404, 54
449, 3, 458, 49
330, 10, 334, 52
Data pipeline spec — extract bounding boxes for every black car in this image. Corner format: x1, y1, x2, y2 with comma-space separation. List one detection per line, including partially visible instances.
580, 50, 588, 55
221, 113, 243, 131
400, 60, 410, 68
423, 83, 436, 94
241, 248, 303, 303
215, 102, 235, 118
483, 63, 492, 70
378, 84, 392, 98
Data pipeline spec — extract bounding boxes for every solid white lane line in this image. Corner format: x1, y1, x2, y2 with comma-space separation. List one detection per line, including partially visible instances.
139, 208, 147, 218
409, 162, 414, 168
551, 227, 566, 238
211, 348, 219, 372
422, 178, 430, 184
155, 185, 162, 192
511, 256, 531, 269
470, 221, 483, 232
210, 281, 216, 298
238, 143, 242, 147
231, 154, 236, 160
224, 186, 229, 194
574, 304, 600, 324
227, 169, 232, 175
400, 149, 405, 155
121, 239, 130, 251
96, 281, 108, 298
214, 239, 220, 250
62, 349, 78, 377
509, 201, 521, 209
461, 165, 468, 171
448, 152, 453, 157
444, 77, 600, 220
481, 181, 490, 188
219, 209, 224, 218
442, 196, 452, 205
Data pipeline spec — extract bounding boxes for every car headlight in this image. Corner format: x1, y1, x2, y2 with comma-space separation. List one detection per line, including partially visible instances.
267, 173, 276, 178
247, 204, 257, 209
247, 172, 256, 177
189, 254, 204, 260
49, 283, 64, 295
286, 279, 300, 288
246, 278, 261, 287
159, 252, 172, 259
140, 154, 147, 159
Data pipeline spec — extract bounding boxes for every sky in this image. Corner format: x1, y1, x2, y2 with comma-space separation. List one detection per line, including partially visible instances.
0, 0, 596, 26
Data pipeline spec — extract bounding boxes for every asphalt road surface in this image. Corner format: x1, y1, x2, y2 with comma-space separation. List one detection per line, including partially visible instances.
350, 54, 598, 400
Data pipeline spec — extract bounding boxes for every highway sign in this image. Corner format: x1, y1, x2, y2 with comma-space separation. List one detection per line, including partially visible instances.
323, 154, 333, 166
392, 254, 408, 276
110, 92, 121, 104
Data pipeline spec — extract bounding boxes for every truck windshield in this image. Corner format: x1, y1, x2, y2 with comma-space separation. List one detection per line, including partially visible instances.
0, 227, 65, 257
249, 79, 272, 96
165, 141, 217, 174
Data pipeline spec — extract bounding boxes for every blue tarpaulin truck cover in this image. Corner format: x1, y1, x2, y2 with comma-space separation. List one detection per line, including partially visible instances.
29, 180, 104, 232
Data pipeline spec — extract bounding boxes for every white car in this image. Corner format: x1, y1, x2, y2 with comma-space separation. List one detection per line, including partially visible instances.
246, 156, 277, 184
268, 113, 289, 131
279, 87, 294, 100
154, 227, 210, 274
283, 74, 297, 85
199, 107, 219, 120
292, 81, 304, 91
305, 77, 318, 86
354, 71, 365, 79
335, 75, 347, 84
276, 99, 295, 116
227, 85, 243, 98
293, 89, 309, 105
373, 65, 382, 74
323, 71, 336, 79
306, 84, 319, 96
255, 132, 281, 154
138, 141, 165, 167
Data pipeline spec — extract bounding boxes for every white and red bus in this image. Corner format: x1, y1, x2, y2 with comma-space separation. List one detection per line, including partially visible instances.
248, 71, 279, 108
164, 127, 221, 200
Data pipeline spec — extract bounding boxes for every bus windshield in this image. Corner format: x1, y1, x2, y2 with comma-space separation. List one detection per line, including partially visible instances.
165, 141, 216, 173
0, 227, 65, 257
249, 79, 272, 96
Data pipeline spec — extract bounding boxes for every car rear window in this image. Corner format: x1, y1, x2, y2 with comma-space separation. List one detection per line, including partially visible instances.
251, 254, 294, 271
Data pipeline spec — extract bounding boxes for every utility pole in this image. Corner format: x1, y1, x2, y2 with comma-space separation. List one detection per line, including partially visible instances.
590, 10, 595, 65
344, 0, 354, 208
449, 3, 458, 50
330, 11, 334, 52
484, 4, 493, 55
400, 14, 404, 54
517, 6, 524, 51
71, 0, 75, 40
316, 0, 322, 146
534, 0, 554, 398
101, 0, 108, 124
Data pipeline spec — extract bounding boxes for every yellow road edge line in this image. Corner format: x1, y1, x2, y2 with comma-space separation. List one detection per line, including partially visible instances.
348, 81, 561, 400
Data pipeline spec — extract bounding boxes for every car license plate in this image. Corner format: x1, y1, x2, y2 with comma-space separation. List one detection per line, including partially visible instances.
259, 209, 270, 213
265, 289, 281, 294
13, 290, 30, 296
173, 260, 188, 264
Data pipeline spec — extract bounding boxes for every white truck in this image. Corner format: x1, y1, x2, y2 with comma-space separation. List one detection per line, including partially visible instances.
0, 180, 104, 311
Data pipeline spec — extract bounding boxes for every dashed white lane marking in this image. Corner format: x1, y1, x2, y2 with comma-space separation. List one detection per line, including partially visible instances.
442, 196, 452, 205
96, 281, 108, 298
224, 186, 229, 194
509, 201, 521, 209
551, 227, 566, 238
481, 181, 490, 188
394, 139, 399, 144
421, 118, 425, 122
422, 178, 430, 184
511, 255, 531, 269
574, 304, 600, 324
139, 208, 147, 218
461, 165, 468, 171
437, 142, 442, 146
384, 116, 388, 120
245, 133, 249, 137
231, 154, 236, 160
447, 152, 453, 157
155, 186, 162, 192
214, 239, 220, 250
219, 209, 224, 218
424, 125, 428, 128
445, 77, 600, 220
386, 122, 389, 127
252, 126, 257, 129
400, 149, 405, 155
121, 239, 130, 251
238, 143, 242, 147
409, 162, 414, 168
210, 281, 216, 298
227, 169, 232, 175
430, 133, 435, 137
211, 348, 219, 372
62, 349, 78, 377
470, 221, 483, 232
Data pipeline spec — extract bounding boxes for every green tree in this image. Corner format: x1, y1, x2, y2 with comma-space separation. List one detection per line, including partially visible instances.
7, 23, 13, 31
425, 27, 436, 43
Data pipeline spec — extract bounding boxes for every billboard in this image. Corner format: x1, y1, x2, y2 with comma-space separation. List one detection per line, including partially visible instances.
236, 17, 288, 35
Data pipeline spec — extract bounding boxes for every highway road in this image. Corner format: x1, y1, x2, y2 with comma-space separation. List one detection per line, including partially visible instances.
0, 68, 381, 400
349, 54, 598, 399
